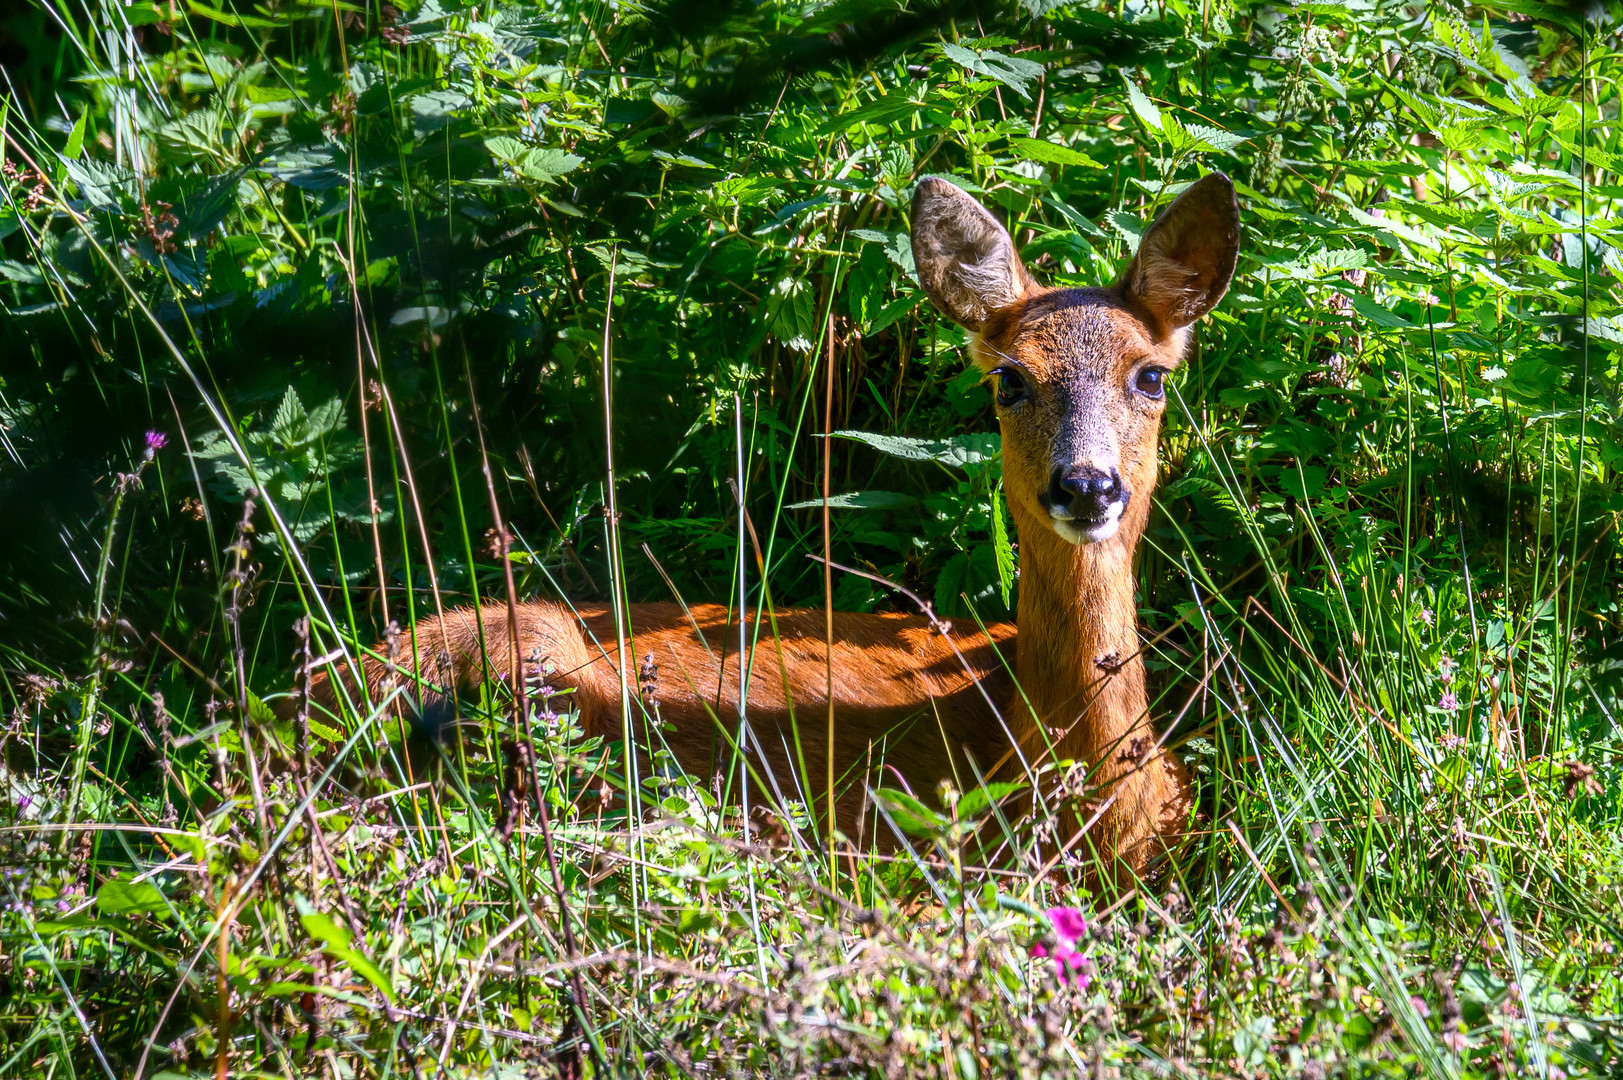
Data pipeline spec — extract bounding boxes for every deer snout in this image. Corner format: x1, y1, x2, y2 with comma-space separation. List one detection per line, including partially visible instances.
1041, 465, 1130, 545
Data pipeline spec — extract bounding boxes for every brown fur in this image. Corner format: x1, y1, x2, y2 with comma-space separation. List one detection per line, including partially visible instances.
302, 175, 1241, 877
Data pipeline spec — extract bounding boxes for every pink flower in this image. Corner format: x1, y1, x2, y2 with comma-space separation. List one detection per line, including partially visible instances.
1031, 906, 1092, 989
142, 430, 168, 462
1420, 608, 1433, 626
1439, 691, 1459, 712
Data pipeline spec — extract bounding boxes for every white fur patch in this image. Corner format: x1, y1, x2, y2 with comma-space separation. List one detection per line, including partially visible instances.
1049, 500, 1124, 545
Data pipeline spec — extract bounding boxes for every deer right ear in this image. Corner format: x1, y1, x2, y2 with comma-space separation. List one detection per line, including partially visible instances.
1119, 172, 1241, 335
910, 178, 1035, 332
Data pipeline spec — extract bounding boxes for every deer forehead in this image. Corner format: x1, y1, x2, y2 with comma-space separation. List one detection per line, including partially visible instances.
977, 287, 1185, 386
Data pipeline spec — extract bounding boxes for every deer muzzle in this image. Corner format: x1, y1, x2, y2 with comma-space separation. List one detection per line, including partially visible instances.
1041, 465, 1129, 545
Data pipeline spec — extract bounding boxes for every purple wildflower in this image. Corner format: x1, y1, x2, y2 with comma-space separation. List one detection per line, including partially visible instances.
1031, 906, 1092, 989
142, 430, 169, 462
1419, 608, 1433, 627
1439, 691, 1459, 712
1439, 732, 1466, 751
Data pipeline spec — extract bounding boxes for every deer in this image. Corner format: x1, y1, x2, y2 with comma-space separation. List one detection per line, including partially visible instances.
301, 172, 1240, 878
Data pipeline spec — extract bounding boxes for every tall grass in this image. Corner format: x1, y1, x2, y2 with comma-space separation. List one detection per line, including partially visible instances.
1, 0, 1621, 1076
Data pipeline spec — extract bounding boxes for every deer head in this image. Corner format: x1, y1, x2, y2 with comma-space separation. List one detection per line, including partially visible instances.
911, 175, 1240, 547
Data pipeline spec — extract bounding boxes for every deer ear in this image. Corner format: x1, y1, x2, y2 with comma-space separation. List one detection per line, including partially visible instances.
910, 178, 1036, 332
1119, 172, 1240, 333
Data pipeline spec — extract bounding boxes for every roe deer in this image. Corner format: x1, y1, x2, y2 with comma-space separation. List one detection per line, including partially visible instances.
304, 173, 1240, 876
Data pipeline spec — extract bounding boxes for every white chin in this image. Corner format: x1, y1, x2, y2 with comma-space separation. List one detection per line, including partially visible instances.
1049, 506, 1123, 546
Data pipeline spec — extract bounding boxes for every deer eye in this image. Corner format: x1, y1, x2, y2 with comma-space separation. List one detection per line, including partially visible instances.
1133, 366, 1167, 399
993, 367, 1027, 407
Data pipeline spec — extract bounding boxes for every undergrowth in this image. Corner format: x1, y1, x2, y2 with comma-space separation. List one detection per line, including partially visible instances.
2, 0, 1622, 1076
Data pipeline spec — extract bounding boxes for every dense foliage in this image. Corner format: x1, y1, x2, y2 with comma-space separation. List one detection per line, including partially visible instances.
2, 0, 1621, 1075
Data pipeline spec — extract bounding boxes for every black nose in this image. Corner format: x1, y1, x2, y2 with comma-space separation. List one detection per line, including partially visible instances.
1046, 466, 1128, 517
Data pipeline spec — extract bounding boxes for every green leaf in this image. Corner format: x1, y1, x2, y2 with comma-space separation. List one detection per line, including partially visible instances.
849, 229, 915, 279
956, 780, 1023, 819
814, 94, 922, 136
872, 787, 949, 837
989, 484, 1014, 606
1123, 77, 1162, 133
97, 878, 168, 916
1184, 123, 1247, 153
65, 158, 138, 208
785, 490, 917, 510
297, 895, 394, 1003
1352, 294, 1413, 328
63, 110, 87, 161
1007, 137, 1101, 168
0, 261, 45, 285
486, 137, 583, 183
831, 430, 999, 469
940, 43, 1043, 100
186, 0, 283, 27
246, 692, 278, 726
1104, 209, 1143, 253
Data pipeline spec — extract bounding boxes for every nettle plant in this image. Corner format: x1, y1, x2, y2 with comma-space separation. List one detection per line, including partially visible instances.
191, 387, 387, 552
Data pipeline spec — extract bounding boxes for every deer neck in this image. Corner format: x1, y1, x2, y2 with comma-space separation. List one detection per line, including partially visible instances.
1009, 509, 1150, 770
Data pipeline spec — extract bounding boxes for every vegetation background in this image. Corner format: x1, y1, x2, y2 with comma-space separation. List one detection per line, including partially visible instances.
1, 0, 1621, 1075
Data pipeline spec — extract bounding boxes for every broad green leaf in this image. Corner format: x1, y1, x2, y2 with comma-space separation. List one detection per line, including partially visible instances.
97, 878, 168, 916
956, 780, 1023, 819
1352, 294, 1414, 328
939, 42, 1043, 100
872, 787, 949, 836
1007, 137, 1101, 168
785, 491, 917, 510
1123, 77, 1162, 132
832, 430, 999, 469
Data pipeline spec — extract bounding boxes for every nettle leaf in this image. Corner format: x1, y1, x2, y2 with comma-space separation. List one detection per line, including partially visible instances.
485, 136, 583, 184
259, 145, 346, 190
1123, 77, 1163, 132
269, 386, 309, 442
1184, 123, 1248, 153
1309, 249, 1369, 274
849, 228, 916, 279
1007, 137, 1101, 169
176, 168, 246, 241
767, 277, 817, 353
0, 261, 46, 285
65, 158, 139, 209
1277, 465, 1327, 501
939, 42, 1043, 100
832, 430, 1000, 469
411, 88, 471, 135
1105, 209, 1143, 253
786, 491, 917, 510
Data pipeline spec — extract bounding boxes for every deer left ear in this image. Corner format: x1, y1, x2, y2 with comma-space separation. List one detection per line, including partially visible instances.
1119, 172, 1240, 334
911, 178, 1036, 332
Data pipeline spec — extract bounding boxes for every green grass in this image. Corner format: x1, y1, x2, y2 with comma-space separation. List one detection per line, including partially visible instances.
2, 0, 1622, 1076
